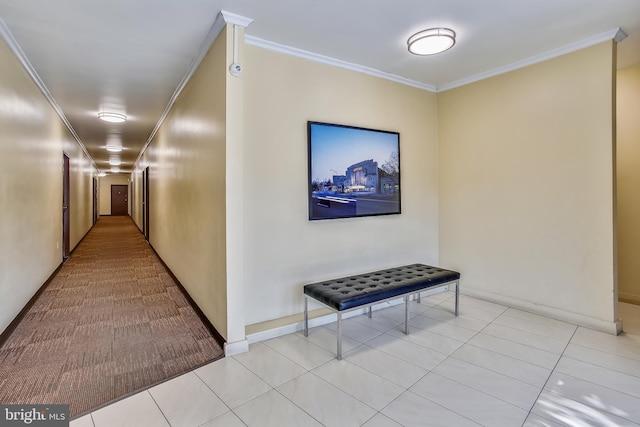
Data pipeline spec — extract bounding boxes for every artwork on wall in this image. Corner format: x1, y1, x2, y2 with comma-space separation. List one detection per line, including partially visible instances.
307, 121, 401, 221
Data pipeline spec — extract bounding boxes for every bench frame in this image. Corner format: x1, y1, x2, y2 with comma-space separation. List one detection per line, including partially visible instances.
304, 279, 459, 360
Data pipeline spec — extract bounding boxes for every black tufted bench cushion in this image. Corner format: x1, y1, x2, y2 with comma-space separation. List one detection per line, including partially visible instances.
303, 263, 460, 359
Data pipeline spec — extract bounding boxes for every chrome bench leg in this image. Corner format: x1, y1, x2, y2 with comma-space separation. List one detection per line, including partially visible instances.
417, 292, 421, 304
304, 297, 309, 337
404, 295, 410, 335
337, 312, 343, 360
455, 280, 460, 317
368, 306, 372, 318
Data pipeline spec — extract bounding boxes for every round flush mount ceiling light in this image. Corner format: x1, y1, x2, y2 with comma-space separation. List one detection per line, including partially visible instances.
98, 112, 127, 123
108, 157, 121, 166
106, 135, 123, 152
408, 28, 456, 55
106, 145, 123, 153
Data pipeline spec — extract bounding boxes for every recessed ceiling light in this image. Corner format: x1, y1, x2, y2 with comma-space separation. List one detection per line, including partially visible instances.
408, 28, 456, 55
98, 112, 127, 123
111, 166, 121, 173
109, 157, 121, 166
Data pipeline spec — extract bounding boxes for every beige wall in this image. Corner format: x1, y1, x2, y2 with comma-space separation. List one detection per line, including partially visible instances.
127, 30, 624, 343
617, 65, 640, 304
132, 28, 229, 339
439, 41, 618, 332
99, 173, 129, 216
0, 36, 95, 334
66, 142, 95, 247
131, 169, 143, 228
225, 26, 247, 349
242, 46, 440, 325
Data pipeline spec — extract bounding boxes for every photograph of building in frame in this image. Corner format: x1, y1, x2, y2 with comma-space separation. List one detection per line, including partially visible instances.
308, 121, 401, 220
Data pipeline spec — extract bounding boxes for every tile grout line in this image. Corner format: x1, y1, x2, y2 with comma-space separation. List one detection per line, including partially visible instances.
411, 300, 543, 426
270, 386, 326, 426
564, 342, 640, 376
541, 370, 640, 425
233, 342, 309, 382
369, 301, 514, 427
556, 352, 640, 395
191, 368, 235, 419
443, 308, 557, 388
306, 370, 380, 421
475, 324, 566, 356
462, 334, 560, 368
231, 340, 330, 425
522, 324, 579, 426
262, 330, 336, 366
410, 311, 539, 422
482, 320, 573, 348
448, 346, 551, 389
376, 388, 484, 427
146, 390, 173, 427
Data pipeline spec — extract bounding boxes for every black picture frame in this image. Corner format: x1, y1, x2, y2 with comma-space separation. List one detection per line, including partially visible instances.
308, 121, 401, 221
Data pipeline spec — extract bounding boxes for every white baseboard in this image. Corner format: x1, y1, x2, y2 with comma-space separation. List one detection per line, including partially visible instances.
224, 339, 249, 356
461, 286, 622, 335
246, 305, 368, 345
246, 286, 450, 344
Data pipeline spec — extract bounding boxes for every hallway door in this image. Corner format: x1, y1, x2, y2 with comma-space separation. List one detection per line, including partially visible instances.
111, 185, 128, 216
63, 154, 70, 259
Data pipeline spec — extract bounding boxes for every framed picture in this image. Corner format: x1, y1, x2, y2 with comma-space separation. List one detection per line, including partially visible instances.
308, 121, 401, 220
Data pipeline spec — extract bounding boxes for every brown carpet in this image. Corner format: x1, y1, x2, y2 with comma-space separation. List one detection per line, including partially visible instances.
0, 216, 225, 417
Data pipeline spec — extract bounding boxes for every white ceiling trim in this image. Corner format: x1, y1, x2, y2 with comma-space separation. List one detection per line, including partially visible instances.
220, 10, 254, 27
0, 17, 98, 172
438, 28, 623, 92
245, 35, 439, 92
247, 28, 625, 94
134, 11, 253, 169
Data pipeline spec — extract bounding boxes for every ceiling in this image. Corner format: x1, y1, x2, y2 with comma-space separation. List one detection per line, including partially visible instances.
1, 0, 639, 174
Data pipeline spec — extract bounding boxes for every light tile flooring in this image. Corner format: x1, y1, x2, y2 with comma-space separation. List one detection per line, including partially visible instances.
71, 293, 640, 427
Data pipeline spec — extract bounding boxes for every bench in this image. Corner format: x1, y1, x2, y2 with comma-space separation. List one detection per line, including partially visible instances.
303, 263, 460, 359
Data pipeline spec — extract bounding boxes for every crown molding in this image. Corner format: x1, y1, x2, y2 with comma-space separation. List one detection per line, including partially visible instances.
245, 35, 438, 93
136, 11, 254, 167
614, 28, 628, 43
0, 18, 98, 172
247, 27, 625, 94
438, 28, 624, 92
221, 11, 254, 28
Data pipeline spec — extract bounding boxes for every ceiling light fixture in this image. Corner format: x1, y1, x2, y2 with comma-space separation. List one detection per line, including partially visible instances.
408, 28, 456, 55
98, 171, 107, 177
111, 166, 121, 173
106, 145, 123, 152
108, 157, 121, 166
98, 112, 127, 123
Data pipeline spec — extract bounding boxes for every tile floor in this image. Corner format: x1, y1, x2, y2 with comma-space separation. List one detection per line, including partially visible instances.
70, 293, 640, 427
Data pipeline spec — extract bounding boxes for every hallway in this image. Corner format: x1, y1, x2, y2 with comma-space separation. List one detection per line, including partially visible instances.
0, 216, 224, 417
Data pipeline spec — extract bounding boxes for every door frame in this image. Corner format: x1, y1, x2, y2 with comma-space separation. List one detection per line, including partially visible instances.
130, 180, 134, 221
62, 154, 70, 259
143, 166, 150, 242
93, 176, 98, 225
